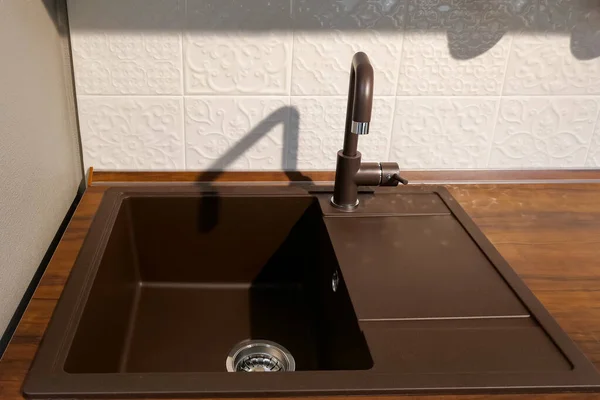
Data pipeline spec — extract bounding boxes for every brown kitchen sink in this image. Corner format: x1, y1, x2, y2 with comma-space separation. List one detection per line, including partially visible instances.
65, 194, 371, 374
24, 185, 600, 397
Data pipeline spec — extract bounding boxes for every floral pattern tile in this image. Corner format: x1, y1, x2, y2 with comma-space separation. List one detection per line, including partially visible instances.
504, 0, 600, 95
398, 32, 511, 96
490, 98, 600, 168
391, 98, 499, 169
69, 0, 600, 171
291, 0, 404, 96
68, 0, 184, 95
292, 31, 404, 96
289, 97, 394, 170
78, 97, 184, 170
184, 0, 292, 94
398, 0, 519, 95
185, 97, 290, 170
585, 114, 600, 167
504, 34, 600, 95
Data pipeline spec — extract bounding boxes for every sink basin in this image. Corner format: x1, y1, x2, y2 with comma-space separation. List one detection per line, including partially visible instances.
65, 195, 371, 373
24, 185, 600, 397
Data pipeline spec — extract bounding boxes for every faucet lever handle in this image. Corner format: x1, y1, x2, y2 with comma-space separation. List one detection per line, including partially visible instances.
391, 173, 409, 185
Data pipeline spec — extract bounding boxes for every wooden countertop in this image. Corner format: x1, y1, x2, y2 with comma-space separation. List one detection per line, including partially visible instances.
3, 181, 600, 400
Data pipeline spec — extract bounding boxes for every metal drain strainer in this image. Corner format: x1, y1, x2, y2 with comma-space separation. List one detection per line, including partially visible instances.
226, 340, 295, 372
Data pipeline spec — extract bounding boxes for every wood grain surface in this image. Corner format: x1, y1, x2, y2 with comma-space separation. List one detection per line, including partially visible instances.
2, 180, 600, 400
91, 170, 600, 183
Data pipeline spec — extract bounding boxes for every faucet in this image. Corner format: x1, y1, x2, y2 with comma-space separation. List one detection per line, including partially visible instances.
331, 52, 407, 210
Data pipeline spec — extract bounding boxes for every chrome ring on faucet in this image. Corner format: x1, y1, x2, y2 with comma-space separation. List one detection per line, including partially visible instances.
351, 121, 369, 135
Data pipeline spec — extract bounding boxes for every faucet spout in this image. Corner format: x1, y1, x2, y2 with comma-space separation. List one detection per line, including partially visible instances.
342, 52, 374, 157
332, 52, 406, 211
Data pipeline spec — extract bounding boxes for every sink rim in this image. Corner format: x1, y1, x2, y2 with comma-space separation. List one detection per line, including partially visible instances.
23, 185, 600, 398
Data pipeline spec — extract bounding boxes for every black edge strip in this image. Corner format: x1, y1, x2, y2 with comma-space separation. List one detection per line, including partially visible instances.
0, 185, 84, 358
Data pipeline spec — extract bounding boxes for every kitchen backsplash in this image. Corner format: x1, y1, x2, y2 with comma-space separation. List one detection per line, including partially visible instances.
68, 0, 600, 171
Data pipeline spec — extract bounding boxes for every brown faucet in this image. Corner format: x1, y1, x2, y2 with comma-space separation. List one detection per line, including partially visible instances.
331, 52, 407, 210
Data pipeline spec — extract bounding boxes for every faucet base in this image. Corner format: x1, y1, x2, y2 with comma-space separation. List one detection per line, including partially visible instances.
330, 196, 359, 211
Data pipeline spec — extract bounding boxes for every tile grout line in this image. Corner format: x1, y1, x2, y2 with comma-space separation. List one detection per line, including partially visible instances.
582, 100, 600, 166
484, 95, 504, 168
180, 0, 186, 97
286, 2, 295, 170
387, 96, 399, 162
387, 2, 410, 163
498, 31, 516, 99
76, 93, 600, 99
284, 94, 293, 171
181, 96, 187, 170
392, 94, 600, 98
485, 32, 515, 168
392, 2, 410, 99
181, 0, 187, 170
287, 9, 295, 98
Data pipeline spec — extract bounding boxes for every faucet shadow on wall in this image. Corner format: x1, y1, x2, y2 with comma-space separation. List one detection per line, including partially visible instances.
195, 106, 306, 232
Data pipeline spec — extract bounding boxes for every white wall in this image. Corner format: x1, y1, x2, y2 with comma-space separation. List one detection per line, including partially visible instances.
0, 0, 82, 335
69, 0, 600, 171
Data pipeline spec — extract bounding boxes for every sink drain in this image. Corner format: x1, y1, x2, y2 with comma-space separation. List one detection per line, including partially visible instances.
226, 340, 295, 372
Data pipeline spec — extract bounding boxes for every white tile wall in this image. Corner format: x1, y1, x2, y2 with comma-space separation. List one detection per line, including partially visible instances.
391, 98, 499, 169
69, 0, 600, 171
69, 0, 184, 95
504, 0, 600, 95
78, 97, 185, 170
289, 97, 395, 169
398, 0, 515, 96
397, 32, 511, 96
489, 98, 600, 167
185, 97, 289, 170
586, 118, 600, 167
185, 0, 293, 95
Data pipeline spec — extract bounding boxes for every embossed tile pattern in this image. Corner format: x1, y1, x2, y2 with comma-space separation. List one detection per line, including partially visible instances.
291, 0, 404, 96
398, 0, 516, 96
391, 98, 499, 169
290, 97, 394, 169
504, 34, 600, 95
69, 0, 184, 95
504, 0, 600, 95
184, 0, 292, 95
292, 31, 403, 96
185, 97, 290, 170
69, 0, 600, 170
184, 32, 292, 95
490, 98, 600, 168
585, 115, 600, 167
398, 32, 511, 96
78, 97, 185, 170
